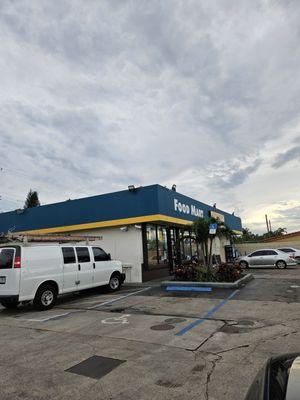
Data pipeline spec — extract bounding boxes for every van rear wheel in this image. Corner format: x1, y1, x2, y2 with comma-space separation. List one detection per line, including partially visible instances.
34, 284, 57, 311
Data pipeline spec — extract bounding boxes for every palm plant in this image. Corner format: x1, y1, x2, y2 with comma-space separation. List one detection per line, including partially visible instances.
192, 217, 234, 276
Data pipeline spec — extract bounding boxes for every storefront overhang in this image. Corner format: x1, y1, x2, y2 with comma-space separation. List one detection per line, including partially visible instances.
19, 214, 194, 234
0, 184, 243, 235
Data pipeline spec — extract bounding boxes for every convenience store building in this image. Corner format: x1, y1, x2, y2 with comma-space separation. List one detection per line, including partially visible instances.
0, 184, 242, 282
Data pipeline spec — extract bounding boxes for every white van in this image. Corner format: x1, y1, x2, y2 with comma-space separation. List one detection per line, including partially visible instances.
0, 244, 125, 311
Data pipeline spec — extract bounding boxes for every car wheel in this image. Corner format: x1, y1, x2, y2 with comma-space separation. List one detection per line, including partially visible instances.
33, 283, 57, 311
239, 261, 249, 269
1, 301, 19, 310
276, 260, 287, 269
109, 273, 121, 292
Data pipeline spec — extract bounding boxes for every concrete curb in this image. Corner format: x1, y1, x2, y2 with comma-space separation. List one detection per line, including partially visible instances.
161, 273, 254, 289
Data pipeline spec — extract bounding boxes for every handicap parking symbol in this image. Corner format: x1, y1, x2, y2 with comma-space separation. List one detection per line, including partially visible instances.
101, 314, 131, 325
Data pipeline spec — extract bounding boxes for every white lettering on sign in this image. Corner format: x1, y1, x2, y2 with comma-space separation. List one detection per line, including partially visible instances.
174, 199, 203, 218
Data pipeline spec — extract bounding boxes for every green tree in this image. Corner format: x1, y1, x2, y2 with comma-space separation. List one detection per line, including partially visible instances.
190, 217, 234, 269
191, 218, 210, 267
236, 226, 287, 243
24, 189, 40, 209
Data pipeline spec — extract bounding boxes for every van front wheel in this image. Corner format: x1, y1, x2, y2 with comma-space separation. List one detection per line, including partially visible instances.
108, 274, 121, 292
34, 284, 57, 311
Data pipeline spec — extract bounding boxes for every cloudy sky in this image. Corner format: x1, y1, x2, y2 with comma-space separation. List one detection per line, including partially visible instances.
0, 0, 300, 233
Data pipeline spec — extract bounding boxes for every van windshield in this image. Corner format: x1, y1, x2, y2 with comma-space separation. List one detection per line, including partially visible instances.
0, 248, 15, 269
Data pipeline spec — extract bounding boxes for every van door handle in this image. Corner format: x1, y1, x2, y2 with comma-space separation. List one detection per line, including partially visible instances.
93, 263, 95, 269
78, 264, 81, 271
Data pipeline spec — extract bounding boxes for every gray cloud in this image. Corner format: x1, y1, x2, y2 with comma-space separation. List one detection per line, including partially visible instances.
208, 158, 262, 189
272, 145, 300, 169
0, 0, 300, 232
275, 205, 300, 221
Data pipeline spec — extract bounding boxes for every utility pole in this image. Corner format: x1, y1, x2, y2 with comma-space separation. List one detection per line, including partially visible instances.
265, 214, 270, 232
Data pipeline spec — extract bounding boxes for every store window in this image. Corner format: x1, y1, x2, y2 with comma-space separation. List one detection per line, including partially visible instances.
183, 230, 192, 260
157, 226, 168, 264
146, 225, 158, 265
146, 224, 169, 266
179, 229, 200, 261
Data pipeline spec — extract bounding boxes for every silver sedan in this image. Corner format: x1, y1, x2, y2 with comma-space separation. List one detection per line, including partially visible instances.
236, 249, 297, 269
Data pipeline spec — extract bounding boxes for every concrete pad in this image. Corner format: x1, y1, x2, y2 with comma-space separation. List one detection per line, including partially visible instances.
200, 321, 294, 354
120, 295, 227, 320
0, 324, 209, 400
2, 267, 300, 400
213, 299, 300, 324
55, 287, 148, 310
73, 312, 224, 350
0, 306, 223, 351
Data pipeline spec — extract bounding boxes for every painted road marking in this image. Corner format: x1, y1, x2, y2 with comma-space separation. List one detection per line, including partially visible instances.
166, 286, 212, 292
101, 314, 131, 324
175, 289, 240, 336
88, 287, 151, 309
22, 312, 72, 322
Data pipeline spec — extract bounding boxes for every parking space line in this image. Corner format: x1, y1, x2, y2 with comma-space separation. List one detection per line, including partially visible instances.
88, 287, 151, 309
22, 312, 72, 322
175, 289, 240, 336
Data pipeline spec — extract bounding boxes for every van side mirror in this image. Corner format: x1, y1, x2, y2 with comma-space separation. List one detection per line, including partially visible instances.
107, 253, 111, 260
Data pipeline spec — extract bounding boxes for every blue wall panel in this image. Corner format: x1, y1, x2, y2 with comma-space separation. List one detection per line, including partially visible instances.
0, 184, 242, 233
157, 186, 242, 231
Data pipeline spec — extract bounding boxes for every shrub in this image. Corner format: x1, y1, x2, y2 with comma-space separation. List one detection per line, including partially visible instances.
215, 263, 242, 282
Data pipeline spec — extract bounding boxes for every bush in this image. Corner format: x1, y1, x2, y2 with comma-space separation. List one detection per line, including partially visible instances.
174, 262, 198, 281
174, 262, 242, 283
214, 263, 242, 282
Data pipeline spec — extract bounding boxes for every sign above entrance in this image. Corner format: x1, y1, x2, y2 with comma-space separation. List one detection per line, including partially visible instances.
174, 199, 204, 218
210, 210, 225, 222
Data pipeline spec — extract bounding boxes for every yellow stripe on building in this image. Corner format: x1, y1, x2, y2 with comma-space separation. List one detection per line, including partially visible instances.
19, 214, 193, 234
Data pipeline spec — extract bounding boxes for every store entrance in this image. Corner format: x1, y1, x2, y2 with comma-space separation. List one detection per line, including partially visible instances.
141, 224, 202, 282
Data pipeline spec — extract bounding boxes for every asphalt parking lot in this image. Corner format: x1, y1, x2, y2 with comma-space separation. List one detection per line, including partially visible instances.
2, 267, 300, 400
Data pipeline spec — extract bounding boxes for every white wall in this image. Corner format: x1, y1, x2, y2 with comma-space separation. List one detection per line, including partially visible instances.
236, 238, 300, 256
211, 236, 230, 261
66, 225, 144, 283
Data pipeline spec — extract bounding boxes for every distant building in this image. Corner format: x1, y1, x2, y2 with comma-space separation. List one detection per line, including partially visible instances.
0, 184, 242, 282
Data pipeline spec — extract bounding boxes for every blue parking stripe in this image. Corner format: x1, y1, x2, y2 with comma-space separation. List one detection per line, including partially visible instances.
175, 289, 240, 336
166, 286, 212, 292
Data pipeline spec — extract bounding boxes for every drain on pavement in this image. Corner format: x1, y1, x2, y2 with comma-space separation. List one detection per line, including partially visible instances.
66, 355, 125, 379
155, 379, 183, 388
220, 325, 251, 334
164, 317, 186, 324
150, 324, 175, 331
236, 320, 254, 326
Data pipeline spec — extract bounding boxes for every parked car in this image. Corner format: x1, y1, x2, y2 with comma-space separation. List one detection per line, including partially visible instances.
277, 247, 300, 264
0, 244, 125, 311
236, 249, 297, 269
245, 352, 300, 400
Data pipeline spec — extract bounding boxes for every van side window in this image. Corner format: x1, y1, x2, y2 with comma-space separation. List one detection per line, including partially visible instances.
92, 247, 108, 262
0, 249, 15, 269
62, 247, 76, 264
76, 247, 90, 263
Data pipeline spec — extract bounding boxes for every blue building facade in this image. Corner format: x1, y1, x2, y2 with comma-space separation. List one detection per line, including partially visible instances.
0, 184, 242, 234
0, 185, 242, 282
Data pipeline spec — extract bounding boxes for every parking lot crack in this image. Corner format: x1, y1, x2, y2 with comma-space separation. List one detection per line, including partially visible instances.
191, 322, 227, 352
204, 354, 222, 400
